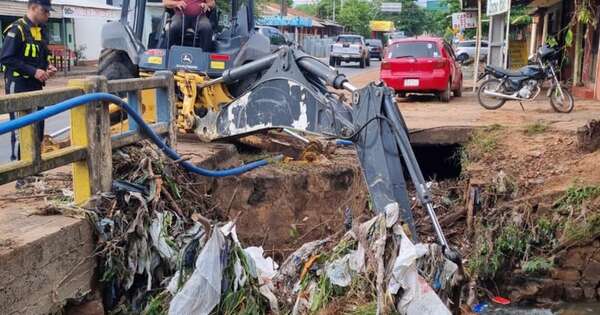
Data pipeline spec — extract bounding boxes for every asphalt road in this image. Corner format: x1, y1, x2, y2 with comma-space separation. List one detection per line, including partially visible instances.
0, 57, 382, 163
319, 57, 381, 78
0, 112, 70, 163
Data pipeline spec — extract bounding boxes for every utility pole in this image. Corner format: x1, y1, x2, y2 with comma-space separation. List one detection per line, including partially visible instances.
504, 3, 511, 68
281, 0, 287, 17
333, 0, 336, 22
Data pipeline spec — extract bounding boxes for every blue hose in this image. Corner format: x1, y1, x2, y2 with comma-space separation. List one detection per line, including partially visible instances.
0, 92, 281, 177
336, 139, 353, 146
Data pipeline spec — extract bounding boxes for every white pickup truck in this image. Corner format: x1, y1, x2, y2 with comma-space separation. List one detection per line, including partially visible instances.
329, 34, 370, 68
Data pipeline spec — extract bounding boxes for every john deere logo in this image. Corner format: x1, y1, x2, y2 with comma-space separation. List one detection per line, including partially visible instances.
181, 53, 193, 65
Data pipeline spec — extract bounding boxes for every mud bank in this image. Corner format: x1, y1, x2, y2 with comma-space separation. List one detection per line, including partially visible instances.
408, 123, 600, 309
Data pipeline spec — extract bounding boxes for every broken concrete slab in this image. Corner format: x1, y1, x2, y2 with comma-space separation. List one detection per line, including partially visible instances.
0, 205, 94, 315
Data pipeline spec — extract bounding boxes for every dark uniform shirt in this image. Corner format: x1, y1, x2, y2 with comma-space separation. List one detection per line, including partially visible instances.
0, 16, 50, 91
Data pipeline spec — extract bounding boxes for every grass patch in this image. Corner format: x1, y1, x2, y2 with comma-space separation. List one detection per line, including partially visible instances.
143, 292, 170, 315
554, 184, 600, 210
550, 184, 600, 250
532, 217, 559, 250
522, 257, 553, 274
563, 212, 600, 245
468, 223, 530, 280
464, 124, 504, 162
524, 120, 549, 135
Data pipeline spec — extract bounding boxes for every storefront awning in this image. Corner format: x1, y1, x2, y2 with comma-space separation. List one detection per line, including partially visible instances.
10, 0, 121, 19
258, 15, 313, 27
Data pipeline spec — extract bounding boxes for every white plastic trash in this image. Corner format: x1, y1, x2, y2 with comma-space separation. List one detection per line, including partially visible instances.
168, 228, 225, 315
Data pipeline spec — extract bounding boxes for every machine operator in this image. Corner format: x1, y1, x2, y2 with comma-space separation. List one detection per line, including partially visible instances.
162, 0, 216, 51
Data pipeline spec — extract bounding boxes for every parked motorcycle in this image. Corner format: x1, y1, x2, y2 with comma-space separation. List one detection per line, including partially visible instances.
477, 45, 574, 113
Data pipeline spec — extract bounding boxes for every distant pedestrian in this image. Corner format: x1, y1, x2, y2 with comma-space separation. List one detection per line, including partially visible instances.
0, 0, 57, 161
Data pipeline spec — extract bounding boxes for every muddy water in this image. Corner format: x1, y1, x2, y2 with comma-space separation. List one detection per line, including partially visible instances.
483, 303, 600, 314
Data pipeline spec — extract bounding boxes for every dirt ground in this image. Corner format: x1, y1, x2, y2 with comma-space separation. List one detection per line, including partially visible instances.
347, 68, 600, 132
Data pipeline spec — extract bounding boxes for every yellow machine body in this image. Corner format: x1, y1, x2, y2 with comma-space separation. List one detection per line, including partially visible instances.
109, 71, 233, 134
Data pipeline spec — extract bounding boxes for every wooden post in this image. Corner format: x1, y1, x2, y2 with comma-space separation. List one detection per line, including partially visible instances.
541, 12, 549, 45
17, 109, 41, 171
504, 4, 511, 68
68, 76, 112, 204
62, 18, 68, 75
465, 181, 481, 236
574, 21, 584, 85
127, 90, 142, 131
529, 15, 539, 57
154, 71, 177, 147
473, 0, 482, 92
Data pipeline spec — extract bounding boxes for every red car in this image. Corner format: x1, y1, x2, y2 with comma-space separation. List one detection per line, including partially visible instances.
380, 37, 463, 102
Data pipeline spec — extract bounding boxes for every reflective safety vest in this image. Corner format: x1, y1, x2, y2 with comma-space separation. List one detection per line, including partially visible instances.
2, 18, 47, 79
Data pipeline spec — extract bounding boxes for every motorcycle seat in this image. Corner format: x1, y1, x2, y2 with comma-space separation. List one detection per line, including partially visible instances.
486, 65, 525, 77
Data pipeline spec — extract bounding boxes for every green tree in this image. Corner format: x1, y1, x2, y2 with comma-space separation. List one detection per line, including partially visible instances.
294, 3, 318, 16
337, 0, 375, 37
393, 0, 428, 36
423, 0, 461, 39
315, 0, 340, 20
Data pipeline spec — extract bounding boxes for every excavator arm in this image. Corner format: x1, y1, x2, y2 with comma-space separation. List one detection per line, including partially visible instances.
195, 46, 461, 263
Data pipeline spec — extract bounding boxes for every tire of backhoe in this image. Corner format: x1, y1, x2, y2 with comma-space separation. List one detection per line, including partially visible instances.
97, 49, 139, 123
359, 57, 365, 68
97, 49, 139, 81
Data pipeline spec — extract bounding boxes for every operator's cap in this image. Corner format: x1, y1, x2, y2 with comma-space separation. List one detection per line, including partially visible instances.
29, 0, 54, 12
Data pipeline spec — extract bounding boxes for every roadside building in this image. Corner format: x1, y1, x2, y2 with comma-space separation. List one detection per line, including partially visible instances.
258, 3, 325, 40
527, 0, 600, 100
462, 0, 600, 100
369, 20, 394, 41
0, 0, 120, 64
319, 19, 343, 37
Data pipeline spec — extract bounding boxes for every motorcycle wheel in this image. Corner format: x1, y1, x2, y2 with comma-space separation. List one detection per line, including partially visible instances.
550, 86, 574, 113
478, 79, 507, 110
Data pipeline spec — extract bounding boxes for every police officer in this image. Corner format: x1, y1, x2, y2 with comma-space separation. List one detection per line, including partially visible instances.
0, 0, 57, 161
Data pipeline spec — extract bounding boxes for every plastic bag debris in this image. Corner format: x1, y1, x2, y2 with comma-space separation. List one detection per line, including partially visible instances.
384, 202, 400, 227
325, 255, 352, 287
473, 302, 488, 313
233, 256, 246, 292
324, 243, 365, 288
97, 218, 114, 241
245, 246, 278, 280
491, 296, 511, 305
388, 227, 450, 315
349, 243, 365, 272
245, 246, 280, 313
149, 212, 177, 265
404, 276, 451, 315
169, 228, 226, 315
276, 238, 329, 284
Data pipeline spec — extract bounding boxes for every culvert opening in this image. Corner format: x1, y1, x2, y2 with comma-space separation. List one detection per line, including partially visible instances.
409, 144, 463, 180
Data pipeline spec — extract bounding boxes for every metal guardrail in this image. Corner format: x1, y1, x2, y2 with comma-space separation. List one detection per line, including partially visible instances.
0, 71, 176, 204
301, 36, 334, 58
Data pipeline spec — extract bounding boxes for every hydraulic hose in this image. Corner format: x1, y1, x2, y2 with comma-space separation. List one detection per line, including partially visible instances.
0, 93, 281, 177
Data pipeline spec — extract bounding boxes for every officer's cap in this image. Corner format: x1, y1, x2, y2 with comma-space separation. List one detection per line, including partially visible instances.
28, 0, 54, 12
